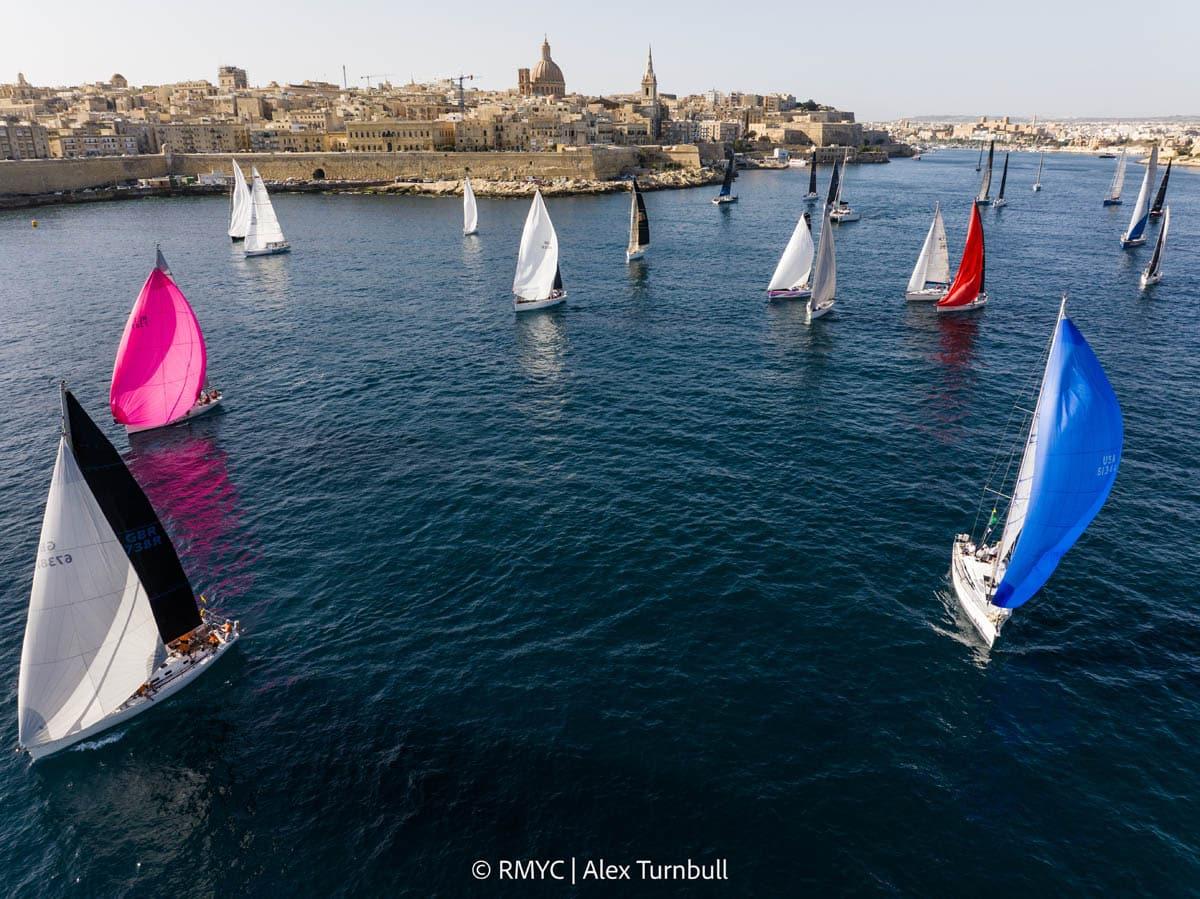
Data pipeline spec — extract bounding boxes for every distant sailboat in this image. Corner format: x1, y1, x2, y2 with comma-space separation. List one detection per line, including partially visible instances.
767, 212, 814, 300
992, 153, 1010, 208
805, 151, 819, 200
830, 150, 859, 222
626, 179, 650, 262
975, 143, 984, 172
463, 176, 479, 236
1120, 144, 1158, 247
905, 202, 950, 301
18, 385, 241, 761
1102, 148, 1127, 206
806, 203, 836, 322
244, 168, 290, 257
713, 150, 738, 204
975, 141, 995, 205
513, 189, 566, 312
228, 160, 251, 241
949, 299, 1122, 646
936, 203, 988, 314
111, 247, 221, 433
1150, 159, 1171, 217
1032, 151, 1044, 192
1140, 206, 1170, 289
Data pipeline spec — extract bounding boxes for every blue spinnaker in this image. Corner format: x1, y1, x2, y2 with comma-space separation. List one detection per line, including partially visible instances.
992, 319, 1123, 609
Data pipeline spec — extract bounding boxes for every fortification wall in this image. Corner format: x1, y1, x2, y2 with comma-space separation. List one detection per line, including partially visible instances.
0, 155, 168, 196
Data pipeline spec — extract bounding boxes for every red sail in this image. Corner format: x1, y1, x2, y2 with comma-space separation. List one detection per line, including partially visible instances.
937, 203, 986, 309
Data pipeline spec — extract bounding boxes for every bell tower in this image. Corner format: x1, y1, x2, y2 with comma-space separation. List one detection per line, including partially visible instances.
641, 46, 660, 141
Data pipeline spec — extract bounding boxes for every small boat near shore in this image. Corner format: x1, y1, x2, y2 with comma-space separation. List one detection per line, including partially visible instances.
712, 151, 738, 205
513, 190, 566, 312
804, 151, 819, 200
228, 160, 251, 241
463, 175, 479, 236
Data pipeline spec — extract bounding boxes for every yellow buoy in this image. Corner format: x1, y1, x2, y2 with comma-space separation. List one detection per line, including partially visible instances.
31, 220, 38, 228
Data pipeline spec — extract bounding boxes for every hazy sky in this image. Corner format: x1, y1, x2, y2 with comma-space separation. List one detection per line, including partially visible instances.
7, 0, 1195, 119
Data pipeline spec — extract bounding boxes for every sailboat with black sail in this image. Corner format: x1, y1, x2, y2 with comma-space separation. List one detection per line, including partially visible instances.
992, 153, 1010, 208
1150, 159, 1171, 218
1140, 206, 1170, 289
1032, 151, 1044, 192
949, 299, 1122, 646
830, 150, 859, 222
805, 151, 819, 200
18, 386, 240, 761
626, 179, 650, 262
713, 150, 738, 205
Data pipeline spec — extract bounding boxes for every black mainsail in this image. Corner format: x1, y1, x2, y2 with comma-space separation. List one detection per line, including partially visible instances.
633, 182, 649, 248
1151, 160, 1171, 217
997, 153, 1009, 200
807, 151, 818, 195
64, 389, 202, 643
825, 159, 841, 210
718, 152, 735, 197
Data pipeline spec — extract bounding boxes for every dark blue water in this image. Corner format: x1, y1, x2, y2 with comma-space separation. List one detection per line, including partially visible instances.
1, 151, 1197, 895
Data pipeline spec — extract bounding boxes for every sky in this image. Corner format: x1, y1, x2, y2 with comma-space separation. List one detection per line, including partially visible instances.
7, 0, 1196, 120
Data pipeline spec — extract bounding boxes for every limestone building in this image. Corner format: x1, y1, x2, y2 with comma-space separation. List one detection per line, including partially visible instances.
517, 38, 566, 97
218, 66, 248, 91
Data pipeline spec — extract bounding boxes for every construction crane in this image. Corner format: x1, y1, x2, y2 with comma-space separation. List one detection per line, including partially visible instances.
359, 73, 396, 89
446, 73, 475, 113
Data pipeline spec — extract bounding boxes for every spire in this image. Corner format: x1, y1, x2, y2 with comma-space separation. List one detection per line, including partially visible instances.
541, 36, 551, 60
645, 46, 654, 75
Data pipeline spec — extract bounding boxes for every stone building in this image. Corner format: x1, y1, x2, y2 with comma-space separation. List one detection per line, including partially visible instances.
0, 119, 50, 159
346, 120, 445, 152
218, 66, 248, 91
517, 37, 566, 97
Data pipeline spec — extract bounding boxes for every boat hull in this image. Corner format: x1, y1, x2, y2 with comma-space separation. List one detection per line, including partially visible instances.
712, 196, 738, 205
806, 300, 834, 322
245, 242, 291, 257
1149, 210, 1164, 218
905, 286, 947, 302
229, 235, 245, 243
936, 291, 988, 314
768, 287, 813, 301
975, 198, 991, 206
513, 291, 567, 313
1032, 184, 1042, 192
992, 198, 1007, 208
626, 248, 646, 262
804, 192, 819, 201
1102, 198, 1122, 206
1140, 271, 1162, 289
463, 229, 478, 237
125, 396, 222, 434
24, 617, 241, 761
830, 209, 860, 223
949, 535, 1009, 647
1120, 235, 1146, 248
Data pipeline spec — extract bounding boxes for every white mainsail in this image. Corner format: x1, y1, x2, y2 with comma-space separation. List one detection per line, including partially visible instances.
977, 145, 994, 203
228, 160, 252, 239
18, 441, 162, 751
907, 203, 949, 293
1107, 149, 1128, 202
244, 168, 286, 253
463, 177, 479, 235
767, 214, 815, 292
1122, 145, 1158, 244
512, 190, 559, 301
808, 206, 837, 313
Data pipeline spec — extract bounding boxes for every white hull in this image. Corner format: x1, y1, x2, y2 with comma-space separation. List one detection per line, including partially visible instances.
905, 286, 947, 302
1032, 184, 1042, 192
804, 192, 819, 201
712, 195, 738, 205
1120, 236, 1146, 248
513, 291, 567, 313
25, 617, 241, 761
626, 248, 646, 262
768, 287, 812, 301
992, 198, 1007, 208
125, 396, 222, 434
1140, 271, 1162, 289
936, 292, 988, 314
806, 300, 834, 322
245, 242, 291, 257
830, 208, 860, 223
950, 535, 1010, 647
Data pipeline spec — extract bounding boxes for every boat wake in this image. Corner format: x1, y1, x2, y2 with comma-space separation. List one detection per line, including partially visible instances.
69, 730, 126, 753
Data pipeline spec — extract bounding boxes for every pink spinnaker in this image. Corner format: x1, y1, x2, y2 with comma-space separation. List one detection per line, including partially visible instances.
110, 268, 207, 429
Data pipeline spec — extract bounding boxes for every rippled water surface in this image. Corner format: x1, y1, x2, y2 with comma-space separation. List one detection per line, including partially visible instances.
1, 151, 1198, 895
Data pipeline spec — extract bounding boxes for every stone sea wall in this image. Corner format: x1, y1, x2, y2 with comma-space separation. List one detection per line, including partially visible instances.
0, 155, 168, 196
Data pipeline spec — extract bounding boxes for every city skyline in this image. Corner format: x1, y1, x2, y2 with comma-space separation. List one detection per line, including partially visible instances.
8, 0, 1196, 120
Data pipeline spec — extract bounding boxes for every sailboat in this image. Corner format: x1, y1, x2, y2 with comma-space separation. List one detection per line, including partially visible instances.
18, 385, 241, 761
712, 150, 738, 205
1032, 151, 1044, 192
1120, 144, 1158, 247
1102, 148, 1127, 206
975, 141, 995, 205
830, 150, 859, 222
805, 203, 836, 322
804, 151, 819, 200
991, 153, 1010, 208
513, 189, 565, 312
243, 168, 290, 257
767, 212, 814, 300
936, 203, 988, 314
111, 247, 221, 433
905, 203, 950, 301
949, 299, 1122, 646
1150, 159, 1171, 218
975, 143, 984, 172
626, 179, 650, 262
463, 175, 479, 236
1140, 206, 1170, 289
228, 160, 251, 241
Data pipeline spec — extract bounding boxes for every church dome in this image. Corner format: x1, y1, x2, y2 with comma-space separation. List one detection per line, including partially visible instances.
530, 38, 565, 91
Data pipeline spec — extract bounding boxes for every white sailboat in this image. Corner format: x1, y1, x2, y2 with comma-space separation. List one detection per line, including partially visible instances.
806, 203, 836, 322
1032, 151, 1044, 192
829, 151, 860, 222
905, 202, 950, 301
766, 212, 814, 300
626, 179, 650, 262
975, 141, 994, 205
949, 300, 1122, 646
228, 160, 252, 241
463, 176, 479, 236
18, 385, 240, 761
1120, 145, 1158, 248
512, 190, 565, 312
1140, 205, 1170, 289
1102, 149, 1127, 206
244, 168, 290, 257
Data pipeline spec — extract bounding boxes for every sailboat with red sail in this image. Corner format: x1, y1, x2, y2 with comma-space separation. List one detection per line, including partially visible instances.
936, 204, 988, 314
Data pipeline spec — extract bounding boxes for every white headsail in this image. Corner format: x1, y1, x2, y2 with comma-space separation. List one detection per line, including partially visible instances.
244, 168, 287, 253
463, 176, 479, 236
768, 214, 815, 292
1106, 149, 1128, 202
907, 203, 949, 293
228, 160, 252, 239
1122, 145, 1158, 246
513, 190, 560, 302
18, 441, 162, 751
809, 206, 837, 313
